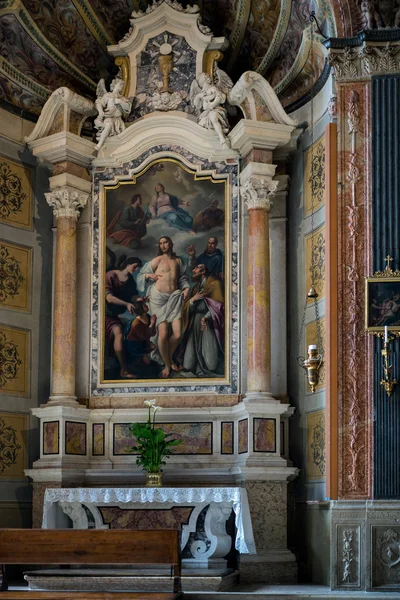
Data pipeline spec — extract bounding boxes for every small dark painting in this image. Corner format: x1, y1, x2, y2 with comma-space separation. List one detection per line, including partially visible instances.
365, 278, 400, 331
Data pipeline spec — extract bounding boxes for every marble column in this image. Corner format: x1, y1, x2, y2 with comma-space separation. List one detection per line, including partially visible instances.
45, 186, 89, 405
241, 174, 278, 400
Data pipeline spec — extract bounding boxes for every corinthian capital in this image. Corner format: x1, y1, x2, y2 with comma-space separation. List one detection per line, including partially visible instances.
45, 187, 88, 220
241, 179, 278, 211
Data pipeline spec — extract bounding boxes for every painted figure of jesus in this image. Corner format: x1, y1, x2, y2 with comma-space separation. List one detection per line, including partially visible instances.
137, 236, 190, 378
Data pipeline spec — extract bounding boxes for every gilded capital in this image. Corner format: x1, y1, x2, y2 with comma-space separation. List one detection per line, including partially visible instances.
45, 187, 88, 220
241, 179, 278, 211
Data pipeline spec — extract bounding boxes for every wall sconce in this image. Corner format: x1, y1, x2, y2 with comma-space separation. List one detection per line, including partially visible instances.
381, 326, 397, 397
298, 344, 324, 393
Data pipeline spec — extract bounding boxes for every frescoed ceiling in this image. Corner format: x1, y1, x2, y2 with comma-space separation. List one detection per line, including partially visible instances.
0, 0, 361, 121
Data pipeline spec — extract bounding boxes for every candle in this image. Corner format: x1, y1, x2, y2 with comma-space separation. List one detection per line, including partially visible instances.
385, 326, 388, 343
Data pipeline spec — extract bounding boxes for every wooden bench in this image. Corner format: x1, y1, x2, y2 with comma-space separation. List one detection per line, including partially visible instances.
0, 529, 182, 599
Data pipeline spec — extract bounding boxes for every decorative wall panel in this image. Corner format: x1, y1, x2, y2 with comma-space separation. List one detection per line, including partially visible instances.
238, 418, 248, 454
0, 157, 32, 230
304, 135, 325, 216
65, 421, 86, 455
337, 81, 372, 499
305, 224, 325, 303
306, 410, 326, 481
221, 421, 234, 454
305, 317, 326, 391
253, 418, 276, 453
92, 423, 105, 456
0, 412, 27, 477
43, 421, 59, 455
0, 324, 30, 396
113, 422, 213, 455
0, 240, 32, 312
99, 506, 193, 530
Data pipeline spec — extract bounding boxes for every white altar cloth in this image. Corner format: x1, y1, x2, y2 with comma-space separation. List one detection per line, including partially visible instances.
42, 487, 256, 554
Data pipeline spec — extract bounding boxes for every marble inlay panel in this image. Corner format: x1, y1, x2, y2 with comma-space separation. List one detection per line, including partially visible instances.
253, 418, 276, 453
0, 412, 27, 477
245, 481, 287, 549
92, 423, 104, 456
221, 421, 234, 454
0, 157, 32, 230
113, 422, 213, 455
43, 421, 59, 455
99, 506, 193, 530
238, 418, 248, 454
306, 410, 326, 481
65, 422, 86, 455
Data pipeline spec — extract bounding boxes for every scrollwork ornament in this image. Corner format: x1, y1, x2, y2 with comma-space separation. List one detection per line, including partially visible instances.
45, 188, 88, 220
241, 179, 278, 211
378, 528, 400, 569
342, 529, 354, 583
0, 416, 21, 474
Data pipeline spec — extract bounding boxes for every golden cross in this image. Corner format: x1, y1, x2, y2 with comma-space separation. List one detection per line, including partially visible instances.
384, 255, 393, 269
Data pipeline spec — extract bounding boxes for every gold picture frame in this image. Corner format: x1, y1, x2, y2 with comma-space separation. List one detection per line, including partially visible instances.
365, 257, 400, 333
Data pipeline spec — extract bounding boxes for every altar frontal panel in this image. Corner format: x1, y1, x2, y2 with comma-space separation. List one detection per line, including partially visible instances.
92, 149, 238, 396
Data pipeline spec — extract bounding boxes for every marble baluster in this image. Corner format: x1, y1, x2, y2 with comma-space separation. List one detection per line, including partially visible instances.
45, 187, 88, 405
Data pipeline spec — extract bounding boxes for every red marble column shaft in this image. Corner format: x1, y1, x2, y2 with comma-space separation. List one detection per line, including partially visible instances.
247, 207, 270, 393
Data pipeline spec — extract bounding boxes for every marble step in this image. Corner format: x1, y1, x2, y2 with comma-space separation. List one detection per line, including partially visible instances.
184, 585, 400, 599
24, 568, 238, 593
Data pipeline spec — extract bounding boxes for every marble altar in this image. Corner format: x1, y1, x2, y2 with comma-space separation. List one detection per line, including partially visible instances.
42, 486, 256, 569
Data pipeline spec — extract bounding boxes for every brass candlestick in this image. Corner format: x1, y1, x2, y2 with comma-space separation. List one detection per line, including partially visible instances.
381, 338, 397, 397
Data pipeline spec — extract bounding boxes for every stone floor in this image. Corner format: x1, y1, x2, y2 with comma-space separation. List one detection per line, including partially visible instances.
8, 585, 400, 599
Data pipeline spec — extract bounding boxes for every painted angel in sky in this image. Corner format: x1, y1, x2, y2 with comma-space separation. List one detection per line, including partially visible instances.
189, 68, 234, 148
94, 75, 132, 151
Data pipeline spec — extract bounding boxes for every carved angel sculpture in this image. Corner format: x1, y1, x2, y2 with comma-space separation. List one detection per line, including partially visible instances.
94, 76, 132, 151
189, 69, 233, 148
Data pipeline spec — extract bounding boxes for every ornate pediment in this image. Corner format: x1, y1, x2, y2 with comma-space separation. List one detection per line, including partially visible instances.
107, 0, 227, 120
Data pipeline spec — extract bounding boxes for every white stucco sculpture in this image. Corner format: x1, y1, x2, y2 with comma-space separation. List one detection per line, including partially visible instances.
190, 69, 234, 148
94, 75, 132, 151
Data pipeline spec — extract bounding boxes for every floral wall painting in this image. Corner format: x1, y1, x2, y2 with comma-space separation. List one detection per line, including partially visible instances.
102, 158, 228, 386
0, 158, 32, 230
305, 225, 325, 304
0, 240, 32, 312
0, 325, 30, 396
306, 410, 326, 481
0, 413, 27, 478
304, 135, 325, 216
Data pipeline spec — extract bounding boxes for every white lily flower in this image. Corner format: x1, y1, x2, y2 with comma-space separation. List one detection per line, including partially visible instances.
144, 399, 156, 407
153, 406, 163, 412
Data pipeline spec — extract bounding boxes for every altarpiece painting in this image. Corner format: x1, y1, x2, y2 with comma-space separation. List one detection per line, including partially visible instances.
99, 158, 231, 386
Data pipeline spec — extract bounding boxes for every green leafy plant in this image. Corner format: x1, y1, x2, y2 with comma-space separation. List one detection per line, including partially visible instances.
130, 400, 182, 473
